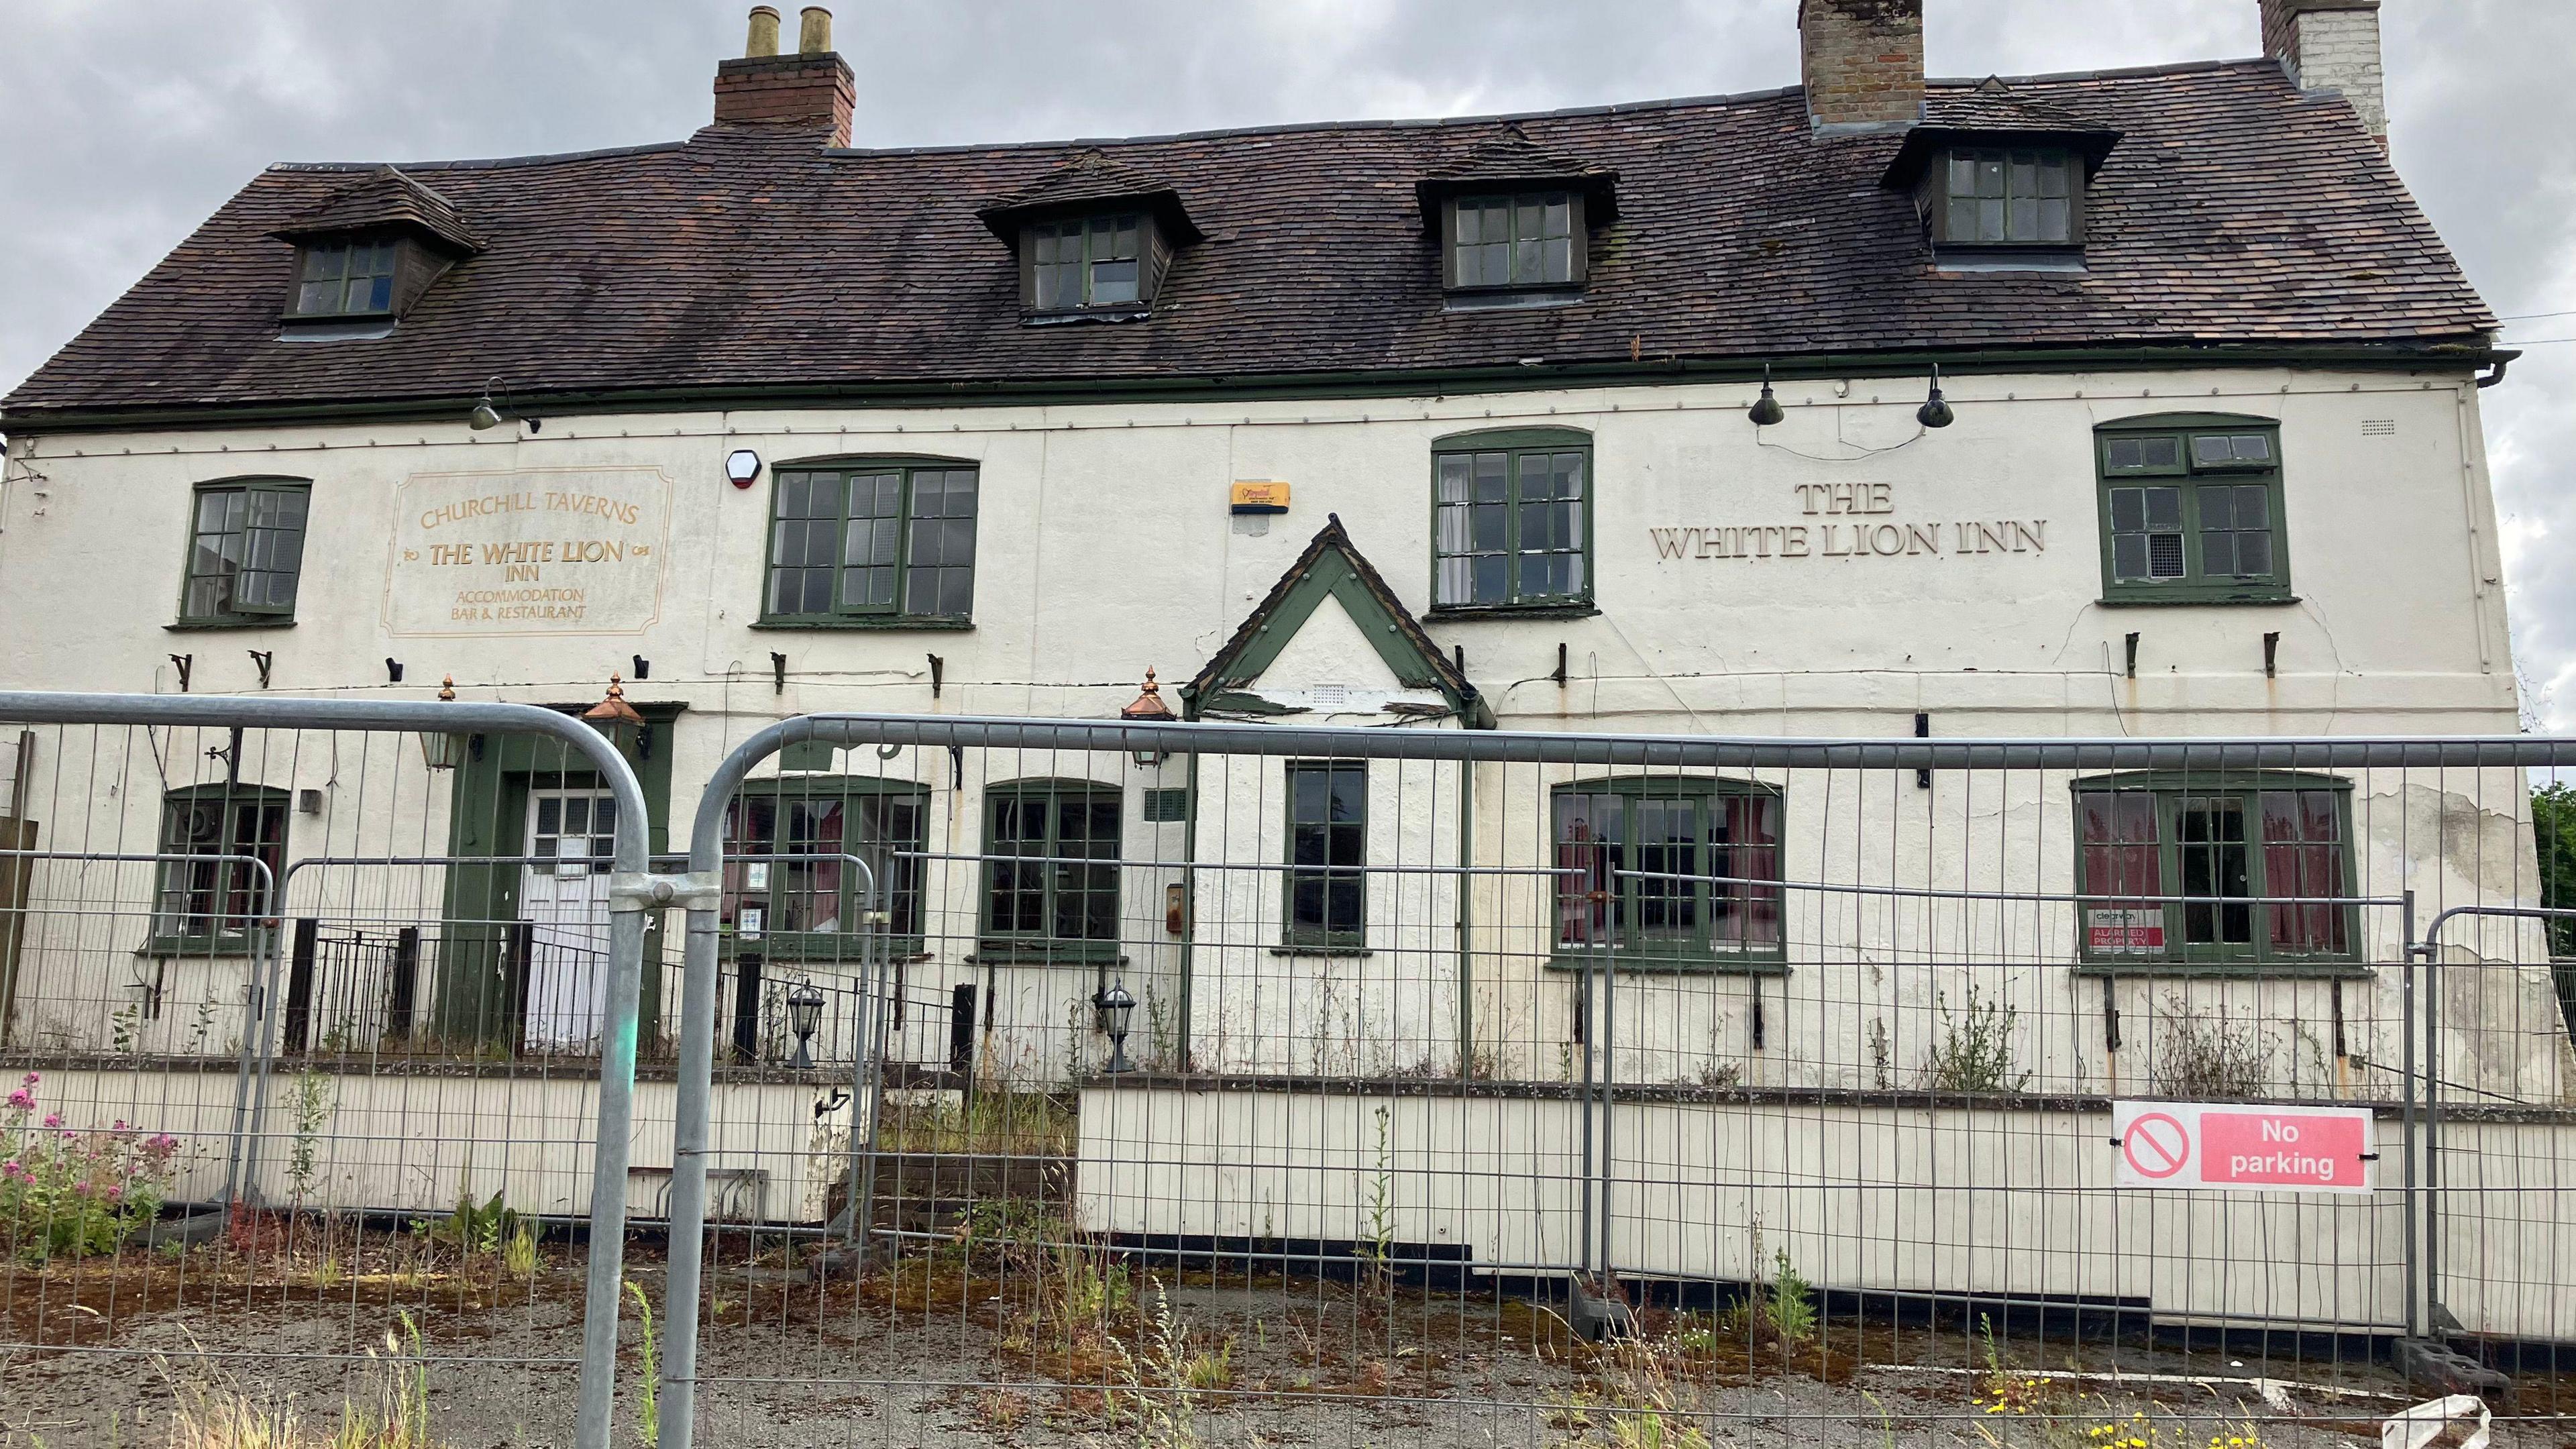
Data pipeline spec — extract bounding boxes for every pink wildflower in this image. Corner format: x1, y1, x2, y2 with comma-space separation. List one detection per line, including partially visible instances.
111, 1120, 127, 1132
18, 1071, 35, 1087
41, 1113, 62, 1130
1, 1161, 23, 1179
146, 1134, 178, 1153
103, 1185, 122, 1203
4, 1089, 28, 1111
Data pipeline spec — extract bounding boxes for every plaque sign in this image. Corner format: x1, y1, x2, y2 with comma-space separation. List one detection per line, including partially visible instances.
384, 468, 674, 637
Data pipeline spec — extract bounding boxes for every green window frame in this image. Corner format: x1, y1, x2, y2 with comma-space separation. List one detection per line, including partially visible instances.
1553, 776, 1785, 972
2072, 771, 2359, 973
1446, 192, 1585, 290
720, 776, 928, 959
1285, 761, 1368, 949
1028, 213, 1143, 311
1432, 428, 1592, 612
150, 784, 289, 953
177, 478, 311, 624
1933, 148, 2080, 246
761, 459, 978, 626
980, 779, 1124, 961
290, 237, 400, 317
2094, 414, 2291, 604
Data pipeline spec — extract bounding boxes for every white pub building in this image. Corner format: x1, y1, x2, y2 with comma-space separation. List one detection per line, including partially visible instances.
3, 0, 2569, 1342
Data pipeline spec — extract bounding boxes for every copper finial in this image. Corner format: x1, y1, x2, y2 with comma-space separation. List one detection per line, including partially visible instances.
437, 674, 457, 702
1122, 667, 1177, 722
584, 672, 645, 726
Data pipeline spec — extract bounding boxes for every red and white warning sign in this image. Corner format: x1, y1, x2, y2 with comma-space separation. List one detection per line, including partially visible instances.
2110, 1100, 2376, 1194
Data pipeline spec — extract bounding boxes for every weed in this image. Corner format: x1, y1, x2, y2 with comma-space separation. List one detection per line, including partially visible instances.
1867, 1016, 1893, 1090
419, 1185, 517, 1258
1599, 1334, 1712, 1449
287, 1070, 333, 1211
1923, 983, 2031, 1095
2152, 997, 2275, 1099
502, 1222, 538, 1279
110, 999, 142, 1055
1765, 1248, 1817, 1346
1108, 1282, 1214, 1449
1354, 1103, 1397, 1306
625, 1281, 659, 1448
186, 990, 221, 1056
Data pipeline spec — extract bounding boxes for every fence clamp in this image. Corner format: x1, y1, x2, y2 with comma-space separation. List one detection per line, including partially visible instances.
609, 871, 722, 912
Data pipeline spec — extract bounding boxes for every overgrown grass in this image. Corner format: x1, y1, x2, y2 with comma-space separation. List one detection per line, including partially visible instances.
875, 1090, 1076, 1156
164, 1311, 440, 1448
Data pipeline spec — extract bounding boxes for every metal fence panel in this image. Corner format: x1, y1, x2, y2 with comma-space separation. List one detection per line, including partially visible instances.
654, 717, 2576, 1448
0, 693, 651, 1449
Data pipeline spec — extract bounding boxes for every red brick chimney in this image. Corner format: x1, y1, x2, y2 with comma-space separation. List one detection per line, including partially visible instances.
713, 6, 854, 145
2259, 0, 2385, 146
1798, 0, 1925, 136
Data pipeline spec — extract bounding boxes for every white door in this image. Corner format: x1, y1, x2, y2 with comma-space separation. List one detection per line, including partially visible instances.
522, 789, 617, 1049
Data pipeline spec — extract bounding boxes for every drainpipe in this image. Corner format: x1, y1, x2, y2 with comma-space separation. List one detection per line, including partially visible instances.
1175, 749, 1201, 1069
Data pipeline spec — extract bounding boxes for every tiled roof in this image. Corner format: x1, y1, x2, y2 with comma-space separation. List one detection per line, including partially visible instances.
2, 59, 2498, 425
268, 166, 486, 254
973, 151, 1202, 244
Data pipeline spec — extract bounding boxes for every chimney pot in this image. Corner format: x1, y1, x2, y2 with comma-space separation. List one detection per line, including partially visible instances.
1797, 0, 1925, 136
744, 6, 781, 58
798, 6, 833, 56
2259, 0, 2385, 145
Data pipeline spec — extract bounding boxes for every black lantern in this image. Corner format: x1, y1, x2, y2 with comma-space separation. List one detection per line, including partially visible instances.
1748, 362, 1785, 427
1917, 364, 1955, 429
784, 981, 826, 1070
1092, 979, 1138, 1073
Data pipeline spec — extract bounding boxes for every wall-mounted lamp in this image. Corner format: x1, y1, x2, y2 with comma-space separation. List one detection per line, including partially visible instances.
1092, 979, 1138, 1073
418, 676, 466, 770
1122, 667, 1175, 765
468, 376, 541, 433
1748, 364, 1785, 427
1917, 364, 1954, 429
784, 981, 826, 1070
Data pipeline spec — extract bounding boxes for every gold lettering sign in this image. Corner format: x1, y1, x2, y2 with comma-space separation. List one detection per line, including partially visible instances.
1650, 484, 2045, 562
384, 468, 674, 636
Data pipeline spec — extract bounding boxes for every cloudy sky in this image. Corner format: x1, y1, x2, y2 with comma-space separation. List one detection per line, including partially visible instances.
3, 0, 2570, 724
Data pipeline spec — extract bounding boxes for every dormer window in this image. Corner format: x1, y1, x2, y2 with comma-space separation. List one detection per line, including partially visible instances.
1935, 148, 2076, 246
268, 165, 484, 333
1415, 127, 1617, 307
292, 236, 402, 317
1882, 83, 2120, 268
976, 155, 1201, 323
1447, 193, 1582, 290
1029, 213, 1149, 312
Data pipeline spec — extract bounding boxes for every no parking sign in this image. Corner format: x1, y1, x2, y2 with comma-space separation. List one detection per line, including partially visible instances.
2110, 1100, 2377, 1193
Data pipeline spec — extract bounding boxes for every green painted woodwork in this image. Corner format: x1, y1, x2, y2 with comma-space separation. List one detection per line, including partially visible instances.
433, 706, 678, 1051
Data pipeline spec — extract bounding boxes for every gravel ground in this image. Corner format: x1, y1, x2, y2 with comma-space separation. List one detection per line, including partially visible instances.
0, 1259, 2553, 1448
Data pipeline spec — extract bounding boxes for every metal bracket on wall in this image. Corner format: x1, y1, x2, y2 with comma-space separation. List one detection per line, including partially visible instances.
168, 654, 193, 692
770, 652, 787, 695
2264, 631, 2280, 678
928, 653, 944, 698
248, 651, 274, 689
2101, 975, 2122, 1052
2125, 632, 2140, 678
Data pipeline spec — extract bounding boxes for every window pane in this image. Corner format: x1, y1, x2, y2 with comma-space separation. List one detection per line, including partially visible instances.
1554, 792, 1623, 945
2177, 797, 2253, 945
1289, 763, 1366, 939
2192, 435, 2234, 466
2143, 487, 2182, 530
2110, 488, 2144, 532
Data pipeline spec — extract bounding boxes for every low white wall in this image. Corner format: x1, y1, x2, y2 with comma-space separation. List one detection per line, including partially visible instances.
1075, 1082, 2576, 1344
21, 1064, 855, 1226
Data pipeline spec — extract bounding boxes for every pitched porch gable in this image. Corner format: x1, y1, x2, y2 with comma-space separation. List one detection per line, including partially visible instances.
1183, 515, 1491, 727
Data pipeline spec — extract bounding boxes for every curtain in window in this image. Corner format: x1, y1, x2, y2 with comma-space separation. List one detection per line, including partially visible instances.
2262, 789, 2347, 953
